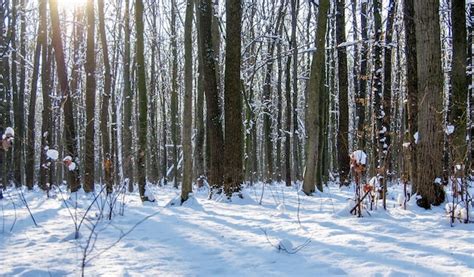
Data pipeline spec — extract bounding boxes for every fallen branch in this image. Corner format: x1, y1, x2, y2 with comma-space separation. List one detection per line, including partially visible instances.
350, 190, 370, 215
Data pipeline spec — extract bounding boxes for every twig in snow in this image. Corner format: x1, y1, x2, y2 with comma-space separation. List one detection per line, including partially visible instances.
259, 227, 312, 254
6, 191, 17, 232
85, 207, 164, 264
15, 186, 38, 227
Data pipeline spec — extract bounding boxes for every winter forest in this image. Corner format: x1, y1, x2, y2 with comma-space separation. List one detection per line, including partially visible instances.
0, 0, 474, 276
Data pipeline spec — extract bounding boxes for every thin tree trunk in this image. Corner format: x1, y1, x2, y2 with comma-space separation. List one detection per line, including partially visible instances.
39, 0, 53, 192
170, 0, 180, 187
135, 0, 149, 200
98, 0, 113, 193
357, 0, 368, 150
84, 0, 96, 193
194, 0, 205, 179
182, 0, 194, 202
13, 0, 26, 186
123, 0, 134, 192
403, 0, 418, 192
285, 54, 292, 187
26, 0, 45, 190
291, 0, 301, 180
336, 0, 350, 184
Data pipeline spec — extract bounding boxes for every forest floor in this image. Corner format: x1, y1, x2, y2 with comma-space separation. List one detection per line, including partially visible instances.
1, 181, 473, 277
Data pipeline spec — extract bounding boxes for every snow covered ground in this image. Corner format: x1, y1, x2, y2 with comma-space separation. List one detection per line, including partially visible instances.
1, 182, 473, 277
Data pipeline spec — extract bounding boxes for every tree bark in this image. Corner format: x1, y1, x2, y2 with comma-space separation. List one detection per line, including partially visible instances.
336, 0, 350, 184
84, 0, 96, 193
98, 0, 113, 194
122, 0, 134, 192
302, 0, 329, 195
285, 54, 292, 187
135, 0, 149, 200
182, 0, 194, 202
223, 0, 244, 196
39, 0, 53, 192
291, 0, 301, 180
198, 0, 224, 190
49, 0, 80, 192
194, 0, 205, 179
449, 0, 468, 164
170, 0, 180, 187
403, 0, 418, 192
414, 0, 445, 207
357, 0, 368, 150
26, 0, 45, 190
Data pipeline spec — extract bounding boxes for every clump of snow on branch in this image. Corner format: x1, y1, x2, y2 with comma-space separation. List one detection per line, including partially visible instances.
2, 127, 14, 140
445, 125, 455, 136
63, 156, 77, 171
46, 149, 59, 161
277, 239, 294, 253
414, 132, 419, 144
350, 150, 367, 166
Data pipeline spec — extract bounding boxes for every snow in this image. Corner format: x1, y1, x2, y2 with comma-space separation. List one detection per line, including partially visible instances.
68, 162, 77, 171
351, 150, 367, 165
337, 40, 362, 48
446, 125, 455, 135
414, 132, 419, 144
63, 156, 76, 171
2, 126, 14, 139
0, 183, 473, 276
46, 149, 59, 161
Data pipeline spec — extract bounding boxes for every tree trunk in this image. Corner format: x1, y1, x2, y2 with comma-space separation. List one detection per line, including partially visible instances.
135, 0, 149, 200
291, 0, 301, 180
223, 0, 243, 196
170, 0, 180, 187
98, 0, 113, 194
357, 0, 368, 150
468, 2, 474, 170
11, 0, 19, 185
39, 0, 53, 192
285, 54, 292, 187
182, 0, 194, 202
49, 0, 80, 192
194, 0, 205, 179
449, 0, 468, 164
379, 0, 396, 209
276, 22, 283, 182
336, 0, 350, 184
12, 0, 26, 186
148, 3, 160, 185
403, 0, 418, 192
302, 0, 329, 195
198, 0, 224, 190
123, 0, 134, 192
414, 0, 445, 207
84, 0, 96, 193
26, 0, 46, 190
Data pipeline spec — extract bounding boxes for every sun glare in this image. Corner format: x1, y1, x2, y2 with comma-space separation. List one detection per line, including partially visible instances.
57, 0, 87, 10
